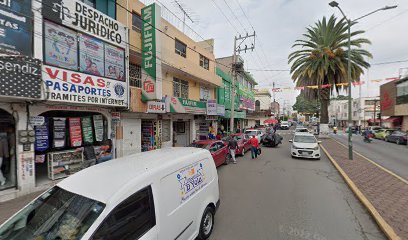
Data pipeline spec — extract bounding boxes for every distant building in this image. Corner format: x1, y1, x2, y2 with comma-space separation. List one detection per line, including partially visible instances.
247, 89, 272, 127
380, 78, 408, 131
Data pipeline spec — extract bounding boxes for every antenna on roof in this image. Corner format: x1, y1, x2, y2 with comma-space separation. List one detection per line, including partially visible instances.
173, 0, 198, 33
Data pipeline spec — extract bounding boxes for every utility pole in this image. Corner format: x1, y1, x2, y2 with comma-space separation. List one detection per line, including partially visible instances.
272, 82, 276, 102
230, 32, 256, 133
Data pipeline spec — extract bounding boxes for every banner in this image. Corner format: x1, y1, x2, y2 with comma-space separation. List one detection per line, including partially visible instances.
105, 44, 125, 81
207, 99, 217, 115
42, 0, 126, 48
69, 117, 82, 147
93, 115, 104, 142
44, 20, 78, 70
35, 118, 49, 152
0, 56, 42, 99
53, 117, 66, 148
43, 65, 128, 107
81, 117, 94, 144
168, 97, 206, 114
141, 3, 162, 101
79, 34, 104, 77
0, 0, 33, 56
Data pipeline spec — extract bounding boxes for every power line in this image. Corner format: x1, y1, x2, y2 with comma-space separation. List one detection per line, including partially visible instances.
221, 0, 248, 32
210, 0, 241, 34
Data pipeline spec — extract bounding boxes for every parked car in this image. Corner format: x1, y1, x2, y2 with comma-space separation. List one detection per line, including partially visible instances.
385, 130, 408, 145
280, 121, 290, 130
244, 129, 264, 143
228, 133, 251, 156
374, 129, 396, 140
289, 133, 321, 160
190, 140, 229, 166
0, 148, 220, 240
262, 130, 283, 147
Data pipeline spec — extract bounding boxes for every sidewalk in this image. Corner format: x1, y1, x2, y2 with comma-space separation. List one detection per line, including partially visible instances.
0, 191, 43, 225
321, 138, 408, 240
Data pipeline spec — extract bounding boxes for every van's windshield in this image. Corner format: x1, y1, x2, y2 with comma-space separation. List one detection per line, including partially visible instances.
0, 186, 105, 240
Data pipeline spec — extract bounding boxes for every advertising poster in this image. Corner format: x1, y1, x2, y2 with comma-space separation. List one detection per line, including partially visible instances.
0, 0, 33, 56
79, 34, 104, 77
81, 117, 94, 144
207, 99, 217, 116
93, 115, 104, 142
69, 117, 82, 147
35, 118, 49, 152
105, 44, 125, 81
43, 65, 128, 107
42, 0, 126, 48
53, 117, 66, 148
44, 20, 78, 70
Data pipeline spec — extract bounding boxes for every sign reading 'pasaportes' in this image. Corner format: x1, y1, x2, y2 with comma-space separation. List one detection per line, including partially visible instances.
141, 3, 162, 101
42, 0, 126, 48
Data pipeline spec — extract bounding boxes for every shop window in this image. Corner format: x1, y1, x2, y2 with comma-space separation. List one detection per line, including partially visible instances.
92, 186, 156, 240
200, 86, 210, 101
173, 78, 189, 99
82, 0, 96, 8
132, 12, 143, 32
255, 100, 261, 111
199, 54, 209, 70
175, 39, 187, 57
0, 109, 16, 190
129, 64, 142, 88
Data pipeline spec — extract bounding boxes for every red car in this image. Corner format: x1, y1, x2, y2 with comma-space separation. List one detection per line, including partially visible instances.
189, 140, 229, 167
227, 133, 251, 156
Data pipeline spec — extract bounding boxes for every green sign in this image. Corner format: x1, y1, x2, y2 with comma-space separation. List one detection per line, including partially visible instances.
141, 3, 162, 101
169, 97, 206, 114
224, 110, 246, 119
81, 117, 94, 144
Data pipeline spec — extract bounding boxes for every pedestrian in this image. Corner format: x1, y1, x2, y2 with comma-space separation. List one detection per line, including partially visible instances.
228, 136, 239, 164
249, 135, 259, 159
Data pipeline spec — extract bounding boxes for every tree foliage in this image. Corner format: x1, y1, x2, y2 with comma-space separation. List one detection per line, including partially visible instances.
293, 93, 320, 114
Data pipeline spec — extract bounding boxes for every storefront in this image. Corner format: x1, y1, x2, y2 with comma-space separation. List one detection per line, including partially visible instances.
0, 109, 16, 191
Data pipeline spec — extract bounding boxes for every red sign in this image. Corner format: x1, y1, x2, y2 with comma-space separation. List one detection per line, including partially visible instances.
69, 118, 82, 147
381, 92, 392, 111
144, 79, 155, 93
111, 112, 121, 120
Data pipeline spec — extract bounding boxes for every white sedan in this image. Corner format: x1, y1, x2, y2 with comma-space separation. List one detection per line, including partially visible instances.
289, 133, 321, 159
245, 129, 264, 143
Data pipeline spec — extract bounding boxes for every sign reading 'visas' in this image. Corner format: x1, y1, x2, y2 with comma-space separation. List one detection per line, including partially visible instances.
141, 3, 162, 101
42, 0, 126, 48
43, 65, 127, 107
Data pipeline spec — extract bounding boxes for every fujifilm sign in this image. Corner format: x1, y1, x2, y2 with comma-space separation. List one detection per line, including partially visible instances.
141, 3, 162, 101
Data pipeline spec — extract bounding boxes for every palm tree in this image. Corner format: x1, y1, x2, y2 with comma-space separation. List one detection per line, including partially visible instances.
288, 15, 372, 125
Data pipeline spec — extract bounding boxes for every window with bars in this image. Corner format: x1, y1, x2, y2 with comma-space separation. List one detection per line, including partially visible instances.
129, 64, 142, 88
132, 12, 143, 32
199, 54, 209, 70
173, 78, 189, 99
175, 39, 187, 57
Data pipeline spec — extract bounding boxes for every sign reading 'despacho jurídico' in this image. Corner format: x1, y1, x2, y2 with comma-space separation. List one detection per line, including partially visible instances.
43, 65, 127, 107
42, 0, 126, 48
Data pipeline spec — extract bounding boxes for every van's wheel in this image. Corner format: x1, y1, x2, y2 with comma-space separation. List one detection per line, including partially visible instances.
198, 206, 215, 240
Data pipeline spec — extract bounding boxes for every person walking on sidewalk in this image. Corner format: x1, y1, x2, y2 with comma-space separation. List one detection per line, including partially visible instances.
228, 137, 239, 164
249, 135, 259, 159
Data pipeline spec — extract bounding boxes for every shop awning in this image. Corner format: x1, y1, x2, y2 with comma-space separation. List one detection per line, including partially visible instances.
264, 119, 278, 124
384, 117, 402, 123
223, 110, 246, 119
367, 118, 381, 123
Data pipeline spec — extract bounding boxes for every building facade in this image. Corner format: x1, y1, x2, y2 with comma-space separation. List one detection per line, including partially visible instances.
247, 89, 272, 127
380, 78, 408, 131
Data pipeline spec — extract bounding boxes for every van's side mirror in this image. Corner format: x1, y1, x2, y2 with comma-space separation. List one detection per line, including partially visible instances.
289, 140, 293, 142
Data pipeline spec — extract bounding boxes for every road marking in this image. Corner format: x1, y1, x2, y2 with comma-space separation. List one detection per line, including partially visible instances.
330, 137, 408, 185
320, 144, 401, 240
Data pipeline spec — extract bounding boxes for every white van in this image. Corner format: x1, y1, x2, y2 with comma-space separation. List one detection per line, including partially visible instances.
0, 148, 220, 240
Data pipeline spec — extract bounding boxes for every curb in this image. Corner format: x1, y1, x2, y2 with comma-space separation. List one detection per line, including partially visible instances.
329, 137, 408, 185
320, 144, 401, 240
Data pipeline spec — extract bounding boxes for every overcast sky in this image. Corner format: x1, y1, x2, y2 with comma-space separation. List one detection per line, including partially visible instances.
144, 0, 407, 107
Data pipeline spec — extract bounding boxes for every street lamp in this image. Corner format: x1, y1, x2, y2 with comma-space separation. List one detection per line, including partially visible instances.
329, 1, 397, 160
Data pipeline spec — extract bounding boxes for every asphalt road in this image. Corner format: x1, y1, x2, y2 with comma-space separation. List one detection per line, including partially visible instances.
331, 133, 408, 180
210, 130, 385, 240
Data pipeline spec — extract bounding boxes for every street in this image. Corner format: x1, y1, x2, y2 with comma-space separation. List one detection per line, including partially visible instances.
211, 131, 385, 240
331, 133, 408, 180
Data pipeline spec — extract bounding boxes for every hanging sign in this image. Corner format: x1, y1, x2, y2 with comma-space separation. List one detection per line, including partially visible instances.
147, 101, 166, 113
43, 65, 127, 107
0, 0, 33, 56
93, 115, 104, 142
35, 118, 49, 152
81, 117, 94, 144
217, 104, 225, 116
141, 3, 162, 101
42, 0, 126, 48
207, 99, 217, 116
69, 117, 82, 147
30, 116, 45, 126
168, 97, 206, 115
53, 117, 66, 148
